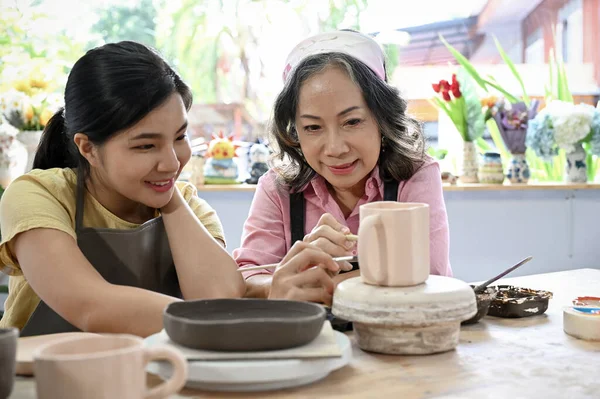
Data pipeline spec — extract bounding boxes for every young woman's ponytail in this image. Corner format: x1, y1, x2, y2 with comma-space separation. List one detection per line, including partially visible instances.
33, 107, 77, 170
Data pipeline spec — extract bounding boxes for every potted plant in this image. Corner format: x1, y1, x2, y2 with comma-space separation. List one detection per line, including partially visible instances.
430, 69, 485, 183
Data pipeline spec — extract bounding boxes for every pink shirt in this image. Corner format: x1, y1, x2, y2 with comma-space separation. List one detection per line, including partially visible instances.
233, 159, 452, 279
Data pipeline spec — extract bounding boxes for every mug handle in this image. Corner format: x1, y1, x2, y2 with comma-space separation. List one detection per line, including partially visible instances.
358, 214, 386, 284
143, 346, 188, 399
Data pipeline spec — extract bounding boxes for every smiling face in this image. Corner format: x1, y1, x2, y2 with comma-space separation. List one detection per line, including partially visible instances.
82, 93, 191, 215
295, 65, 381, 193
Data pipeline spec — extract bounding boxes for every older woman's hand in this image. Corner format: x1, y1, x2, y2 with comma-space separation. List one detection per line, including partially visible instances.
269, 241, 341, 306
302, 213, 355, 273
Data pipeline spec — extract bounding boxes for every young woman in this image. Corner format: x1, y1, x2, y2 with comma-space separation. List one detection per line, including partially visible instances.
0, 41, 246, 337
235, 30, 452, 303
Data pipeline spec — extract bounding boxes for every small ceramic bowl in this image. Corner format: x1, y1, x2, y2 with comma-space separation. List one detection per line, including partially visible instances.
163, 299, 326, 352
462, 286, 498, 325
487, 285, 553, 318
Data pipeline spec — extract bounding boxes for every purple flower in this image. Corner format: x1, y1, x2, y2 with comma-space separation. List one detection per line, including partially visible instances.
494, 100, 540, 154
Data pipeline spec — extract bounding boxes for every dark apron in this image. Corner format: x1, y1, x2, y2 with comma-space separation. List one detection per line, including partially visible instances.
289, 178, 398, 331
20, 171, 181, 336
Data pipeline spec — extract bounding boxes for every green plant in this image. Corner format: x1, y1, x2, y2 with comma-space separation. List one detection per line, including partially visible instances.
430, 68, 485, 142
427, 147, 448, 160
439, 35, 522, 104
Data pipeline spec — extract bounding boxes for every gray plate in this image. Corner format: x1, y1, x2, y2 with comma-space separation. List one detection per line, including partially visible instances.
163, 299, 326, 352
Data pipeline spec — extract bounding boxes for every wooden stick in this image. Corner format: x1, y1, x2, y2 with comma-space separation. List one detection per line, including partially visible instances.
237, 255, 357, 272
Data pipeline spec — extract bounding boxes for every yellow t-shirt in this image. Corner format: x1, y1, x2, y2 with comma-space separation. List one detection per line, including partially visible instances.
0, 168, 225, 330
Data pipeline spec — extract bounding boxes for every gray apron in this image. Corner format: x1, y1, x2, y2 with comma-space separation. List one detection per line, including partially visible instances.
20, 171, 181, 336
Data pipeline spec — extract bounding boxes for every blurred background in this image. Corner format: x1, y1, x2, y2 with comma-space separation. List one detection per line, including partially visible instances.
1, 0, 598, 179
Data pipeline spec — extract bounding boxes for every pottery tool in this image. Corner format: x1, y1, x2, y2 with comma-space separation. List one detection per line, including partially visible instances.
238, 255, 357, 272
472, 256, 533, 294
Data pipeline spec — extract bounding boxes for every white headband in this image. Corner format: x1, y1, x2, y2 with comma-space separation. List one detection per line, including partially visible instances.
282, 31, 386, 83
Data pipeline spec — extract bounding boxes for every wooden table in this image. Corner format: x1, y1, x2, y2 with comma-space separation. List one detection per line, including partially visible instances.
11, 269, 600, 399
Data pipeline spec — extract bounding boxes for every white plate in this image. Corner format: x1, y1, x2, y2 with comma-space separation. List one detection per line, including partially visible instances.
145, 331, 352, 392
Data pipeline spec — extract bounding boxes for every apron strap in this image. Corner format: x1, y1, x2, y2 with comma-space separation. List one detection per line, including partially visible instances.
289, 192, 305, 244
383, 179, 398, 201
75, 168, 86, 233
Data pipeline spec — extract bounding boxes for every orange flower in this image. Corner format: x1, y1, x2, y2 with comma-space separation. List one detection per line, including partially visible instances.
29, 77, 49, 90
40, 108, 53, 127
480, 96, 497, 109
24, 104, 34, 122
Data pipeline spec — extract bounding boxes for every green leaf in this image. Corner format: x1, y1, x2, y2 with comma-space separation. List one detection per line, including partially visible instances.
482, 77, 520, 103
439, 34, 488, 91
486, 119, 510, 161
557, 57, 574, 103
492, 35, 530, 107
476, 137, 493, 154
546, 49, 556, 102
456, 68, 485, 141
429, 97, 467, 141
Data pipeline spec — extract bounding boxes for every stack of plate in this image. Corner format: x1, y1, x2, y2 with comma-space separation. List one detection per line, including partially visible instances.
145, 299, 352, 392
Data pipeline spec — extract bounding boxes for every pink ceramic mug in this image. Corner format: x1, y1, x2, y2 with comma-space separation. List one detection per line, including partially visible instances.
358, 201, 430, 286
34, 334, 187, 399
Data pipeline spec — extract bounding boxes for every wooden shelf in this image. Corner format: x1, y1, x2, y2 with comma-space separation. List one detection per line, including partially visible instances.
195, 182, 600, 193
443, 182, 600, 191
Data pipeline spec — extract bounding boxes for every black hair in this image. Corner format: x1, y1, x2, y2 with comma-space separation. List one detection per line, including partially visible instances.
33, 41, 193, 175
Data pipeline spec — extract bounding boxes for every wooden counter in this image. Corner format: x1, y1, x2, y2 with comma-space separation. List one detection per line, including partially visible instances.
196, 182, 600, 192
11, 269, 600, 398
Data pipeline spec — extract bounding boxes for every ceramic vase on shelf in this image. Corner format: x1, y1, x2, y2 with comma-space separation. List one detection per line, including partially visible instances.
17, 130, 43, 173
506, 153, 530, 184
478, 152, 504, 184
0, 133, 28, 188
459, 141, 479, 184
565, 143, 587, 183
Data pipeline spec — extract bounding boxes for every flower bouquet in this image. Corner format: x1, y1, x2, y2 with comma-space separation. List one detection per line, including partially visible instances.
527, 100, 600, 182
431, 68, 485, 183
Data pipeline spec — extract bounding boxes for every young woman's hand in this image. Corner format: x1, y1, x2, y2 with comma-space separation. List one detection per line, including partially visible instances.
269, 241, 340, 306
302, 213, 355, 272
160, 185, 185, 215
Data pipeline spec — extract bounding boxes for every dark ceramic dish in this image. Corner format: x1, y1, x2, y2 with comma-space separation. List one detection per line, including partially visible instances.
462, 286, 498, 325
487, 285, 553, 318
163, 299, 326, 352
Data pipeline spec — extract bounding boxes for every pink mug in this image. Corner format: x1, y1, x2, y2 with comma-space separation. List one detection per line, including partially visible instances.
358, 202, 430, 286
34, 334, 187, 399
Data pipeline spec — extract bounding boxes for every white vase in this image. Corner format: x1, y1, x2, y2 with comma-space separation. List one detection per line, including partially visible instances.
17, 130, 43, 173
0, 134, 28, 188
565, 143, 587, 183
459, 141, 479, 184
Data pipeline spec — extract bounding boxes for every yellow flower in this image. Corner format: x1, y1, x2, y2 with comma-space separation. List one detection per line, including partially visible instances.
40, 108, 53, 127
13, 80, 32, 95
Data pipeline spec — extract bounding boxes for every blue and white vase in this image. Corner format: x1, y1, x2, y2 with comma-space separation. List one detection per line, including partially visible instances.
506, 153, 530, 184
478, 152, 505, 184
565, 143, 587, 183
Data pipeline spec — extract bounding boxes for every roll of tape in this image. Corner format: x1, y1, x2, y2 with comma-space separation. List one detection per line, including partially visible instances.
563, 307, 600, 341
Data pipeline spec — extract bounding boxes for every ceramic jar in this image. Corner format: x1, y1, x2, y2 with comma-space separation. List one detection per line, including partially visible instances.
459, 141, 479, 184
478, 152, 504, 184
506, 153, 530, 184
565, 143, 587, 183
